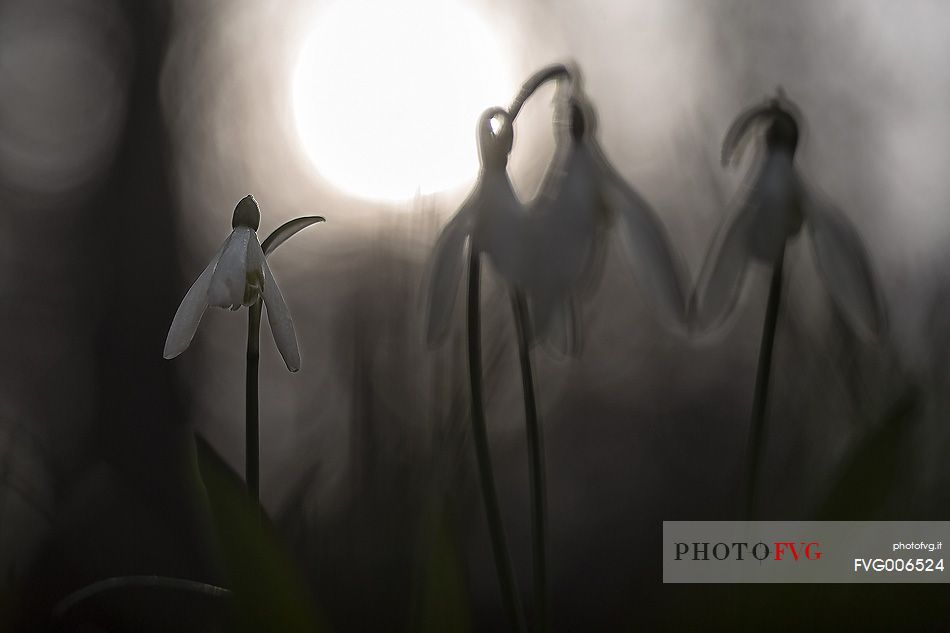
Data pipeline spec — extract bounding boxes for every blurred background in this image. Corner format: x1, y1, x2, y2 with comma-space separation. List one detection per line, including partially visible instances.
2, 0, 950, 630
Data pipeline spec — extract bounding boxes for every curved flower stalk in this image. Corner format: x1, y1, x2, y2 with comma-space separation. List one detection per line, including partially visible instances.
690, 91, 887, 517
164, 195, 324, 509
526, 89, 689, 354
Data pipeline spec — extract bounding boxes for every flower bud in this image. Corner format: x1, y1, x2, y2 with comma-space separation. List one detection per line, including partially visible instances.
232, 194, 261, 230
477, 108, 513, 170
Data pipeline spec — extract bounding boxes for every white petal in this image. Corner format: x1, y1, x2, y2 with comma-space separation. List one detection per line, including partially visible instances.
472, 170, 529, 287
693, 154, 800, 333
691, 195, 758, 333
164, 239, 229, 359
602, 169, 687, 329
525, 145, 600, 337
746, 154, 800, 263
207, 227, 251, 308
803, 184, 886, 339
423, 201, 475, 346
250, 237, 300, 372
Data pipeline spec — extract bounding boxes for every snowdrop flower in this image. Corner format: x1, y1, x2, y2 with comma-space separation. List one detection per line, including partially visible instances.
424, 107, 529, 345
691, 91, 886, 338
164, 195, 301, 371
526, 92, 688, 353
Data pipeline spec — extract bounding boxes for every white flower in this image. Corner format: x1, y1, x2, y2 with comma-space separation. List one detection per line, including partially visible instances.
691, 92, 887, 338
525, 94, 688, 353
424, 107, 530, 345
164, 195, 301, 371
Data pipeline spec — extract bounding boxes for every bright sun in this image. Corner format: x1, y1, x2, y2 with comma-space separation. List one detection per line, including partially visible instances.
292, 0, 513, 202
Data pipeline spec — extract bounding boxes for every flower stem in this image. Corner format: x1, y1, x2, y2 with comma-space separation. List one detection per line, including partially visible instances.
510, 290, 547, 633
467, 249, 526, 633
508, 64, 575, 122
246, 299, 262, 516
745, 245, 786, 519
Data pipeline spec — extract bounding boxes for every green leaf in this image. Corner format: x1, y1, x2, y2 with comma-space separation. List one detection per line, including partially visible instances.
262, 216, 325, 256
194, 434, 328, 633
50, 576, 232, 633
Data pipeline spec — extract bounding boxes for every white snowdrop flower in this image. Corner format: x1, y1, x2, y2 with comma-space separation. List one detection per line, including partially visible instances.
423, 107, 530, 345
164, 195, 302, 371
692, 91, 887, 339
526, 94, 688, 354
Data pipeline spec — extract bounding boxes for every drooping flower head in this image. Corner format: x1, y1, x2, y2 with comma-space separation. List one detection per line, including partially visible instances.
692, 90, 887, 339
164, 195, 302, 371
424, 107, 529, 345
525, 81, 689, 354
425, 64, 691, 354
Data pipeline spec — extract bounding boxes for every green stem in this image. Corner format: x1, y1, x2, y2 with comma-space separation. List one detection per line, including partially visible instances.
745, 245, 786, 519
247, 299, 262, 514
510, 290, 547, 633
467, 250, 526, 633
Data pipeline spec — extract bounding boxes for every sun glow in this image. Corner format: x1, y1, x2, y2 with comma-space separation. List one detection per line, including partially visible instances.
291, 0, 513, 202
